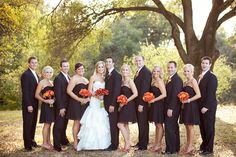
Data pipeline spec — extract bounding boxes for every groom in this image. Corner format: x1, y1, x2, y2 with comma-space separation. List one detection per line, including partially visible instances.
104, 57, 122, 151
53, 60, 70, 151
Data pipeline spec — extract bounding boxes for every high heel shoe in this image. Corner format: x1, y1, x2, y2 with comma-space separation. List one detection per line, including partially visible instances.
150, 146, 162, 153
122, 145, 131, 153
184, 146, 195, 155
41, 144, 53, 150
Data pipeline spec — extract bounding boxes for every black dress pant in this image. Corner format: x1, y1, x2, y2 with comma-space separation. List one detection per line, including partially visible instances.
199, 110, 216, 152
137, 106, 149, 149
108, 110, 119, 149
22, 106, 38, 149
53, 110, 69, 148
164, 115, 180, 153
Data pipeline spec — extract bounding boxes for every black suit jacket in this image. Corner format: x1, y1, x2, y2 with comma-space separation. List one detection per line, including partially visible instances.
104, 69, 122, 109
21, 68, 39, 109
54, 72, 70, 110
134, 65, 152, 107
198, 71, 218, 111
165, 73, 183, 115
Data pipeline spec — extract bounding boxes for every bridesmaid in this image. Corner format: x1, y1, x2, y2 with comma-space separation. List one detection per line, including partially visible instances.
179, 64, 201, 154
148, 66, 166, 152
66, 63, 90, 149
35, 66, 55, 150
117, 64, 138, 152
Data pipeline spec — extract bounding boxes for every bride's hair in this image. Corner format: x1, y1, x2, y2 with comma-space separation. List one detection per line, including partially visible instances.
93, 61, 106, 77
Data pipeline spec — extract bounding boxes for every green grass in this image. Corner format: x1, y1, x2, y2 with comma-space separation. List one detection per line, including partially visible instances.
0, 105, 236, 157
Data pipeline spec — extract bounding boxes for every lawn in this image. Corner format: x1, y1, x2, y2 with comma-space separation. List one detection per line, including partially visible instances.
0, 105, 235, 157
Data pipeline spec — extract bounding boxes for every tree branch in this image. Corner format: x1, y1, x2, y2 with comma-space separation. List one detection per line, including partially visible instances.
218, 0, 234, 13
216, 7, 236, 28
182, 0, 198, 53
95, 6, 185, 31
152, 0, 188, 62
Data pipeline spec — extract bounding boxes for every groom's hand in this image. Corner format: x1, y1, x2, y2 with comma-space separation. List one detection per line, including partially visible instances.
59, 108, 66, 117
138, 105, 143, 112
109, 105, 114, 113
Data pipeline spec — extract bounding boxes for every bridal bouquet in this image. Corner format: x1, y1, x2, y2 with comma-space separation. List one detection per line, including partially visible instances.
143, 92, 155, 102
95, 88, 109, 96
79, 89, 91, 98
177, 91, 190, 109
43, 90, 54, 107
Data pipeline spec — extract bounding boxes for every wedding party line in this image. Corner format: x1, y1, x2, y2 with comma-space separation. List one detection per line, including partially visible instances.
20, 55, 217, 155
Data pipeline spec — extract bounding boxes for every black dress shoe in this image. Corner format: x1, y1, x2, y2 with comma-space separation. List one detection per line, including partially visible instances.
135, 147, 147, 151
200, 151, 213, 155
54, 146, 62, 152
104, 146, 116, 151
24, 147, 33, 151
32, 141, 39, 148
61, 139, 70, 146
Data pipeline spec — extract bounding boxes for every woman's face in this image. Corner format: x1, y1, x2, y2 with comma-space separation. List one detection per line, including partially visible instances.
184, 66, 193, 78
152, 67, 161, 78
76, 66, 84, 76
97, 63, 105, 74
43, 69, 53, 79
121, 66, 130, 77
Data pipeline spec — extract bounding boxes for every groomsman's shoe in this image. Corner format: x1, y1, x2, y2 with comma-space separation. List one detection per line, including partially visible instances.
135, 147, 147, 151
54, 146, 62, 152
199, 151, 213, 155
24, 147, 33, 152
61, 139, 70, 146
32, 141, 39, 148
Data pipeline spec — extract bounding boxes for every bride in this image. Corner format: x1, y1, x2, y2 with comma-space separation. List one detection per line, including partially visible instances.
77, 61, 111, 151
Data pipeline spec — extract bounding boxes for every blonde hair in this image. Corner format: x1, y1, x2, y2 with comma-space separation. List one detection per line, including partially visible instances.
183, 64, 194, 74
42, 66, 53, 74
93, 61, 106, 76
151, 65, 162, 85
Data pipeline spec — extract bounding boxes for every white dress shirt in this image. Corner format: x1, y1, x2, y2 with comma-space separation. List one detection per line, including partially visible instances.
29, 68, 39, 83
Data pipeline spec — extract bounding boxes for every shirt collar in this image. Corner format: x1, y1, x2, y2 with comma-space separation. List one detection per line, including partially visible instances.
201, 70, 209, 77
29, 68, 36, 74
169, 72, 176, 78
108, 67, 114, 74
137, 65, 144, 73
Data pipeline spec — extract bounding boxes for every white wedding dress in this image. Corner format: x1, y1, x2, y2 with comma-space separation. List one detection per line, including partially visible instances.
77, 81, 111, 151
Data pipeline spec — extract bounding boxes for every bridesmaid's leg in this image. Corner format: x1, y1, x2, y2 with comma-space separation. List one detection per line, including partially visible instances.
73, 120, 80, 149
47, 124, 53, 149
117, 123, 129, 150
42, 123, 51, 150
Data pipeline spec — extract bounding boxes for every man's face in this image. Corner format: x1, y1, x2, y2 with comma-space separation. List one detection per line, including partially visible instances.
201, 59, 211, 72
105, 58, 114, 70
29, 59, 38, 70
61, 62, 69, 74
135, 56, 144, 69
167, 63, 176, 76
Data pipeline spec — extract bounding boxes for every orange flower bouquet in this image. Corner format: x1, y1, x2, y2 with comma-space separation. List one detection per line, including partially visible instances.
79, 89, 91, 98
42, 90, 54, 107
117, 94, 128, 111
143, 92, 155, 102
177, 91, 190, 109
95, 88, 109, 96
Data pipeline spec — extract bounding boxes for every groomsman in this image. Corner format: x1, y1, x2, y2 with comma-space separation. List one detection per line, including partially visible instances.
164, 61, 183, 154
20, 56, 39, 151
134, 55, 151, 150
198, 56, 218, 155
53, 60, 70, 151
104, 57, 122, 150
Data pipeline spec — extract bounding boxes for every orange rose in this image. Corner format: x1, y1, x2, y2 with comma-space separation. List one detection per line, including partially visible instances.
143, 92, 155, 102
117, 95, 128, 105
177, 91, 190, 109
79, 89, 91, 97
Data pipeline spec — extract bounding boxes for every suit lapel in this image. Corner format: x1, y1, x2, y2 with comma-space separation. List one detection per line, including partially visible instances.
199, 71, 210, 86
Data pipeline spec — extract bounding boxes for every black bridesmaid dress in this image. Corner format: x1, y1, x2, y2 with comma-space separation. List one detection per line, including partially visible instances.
39, 86, 55, 123
118, 86, 137, 123
149, 86, 164, 123
179, 86, 200, 125
66, 83, 89, 120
